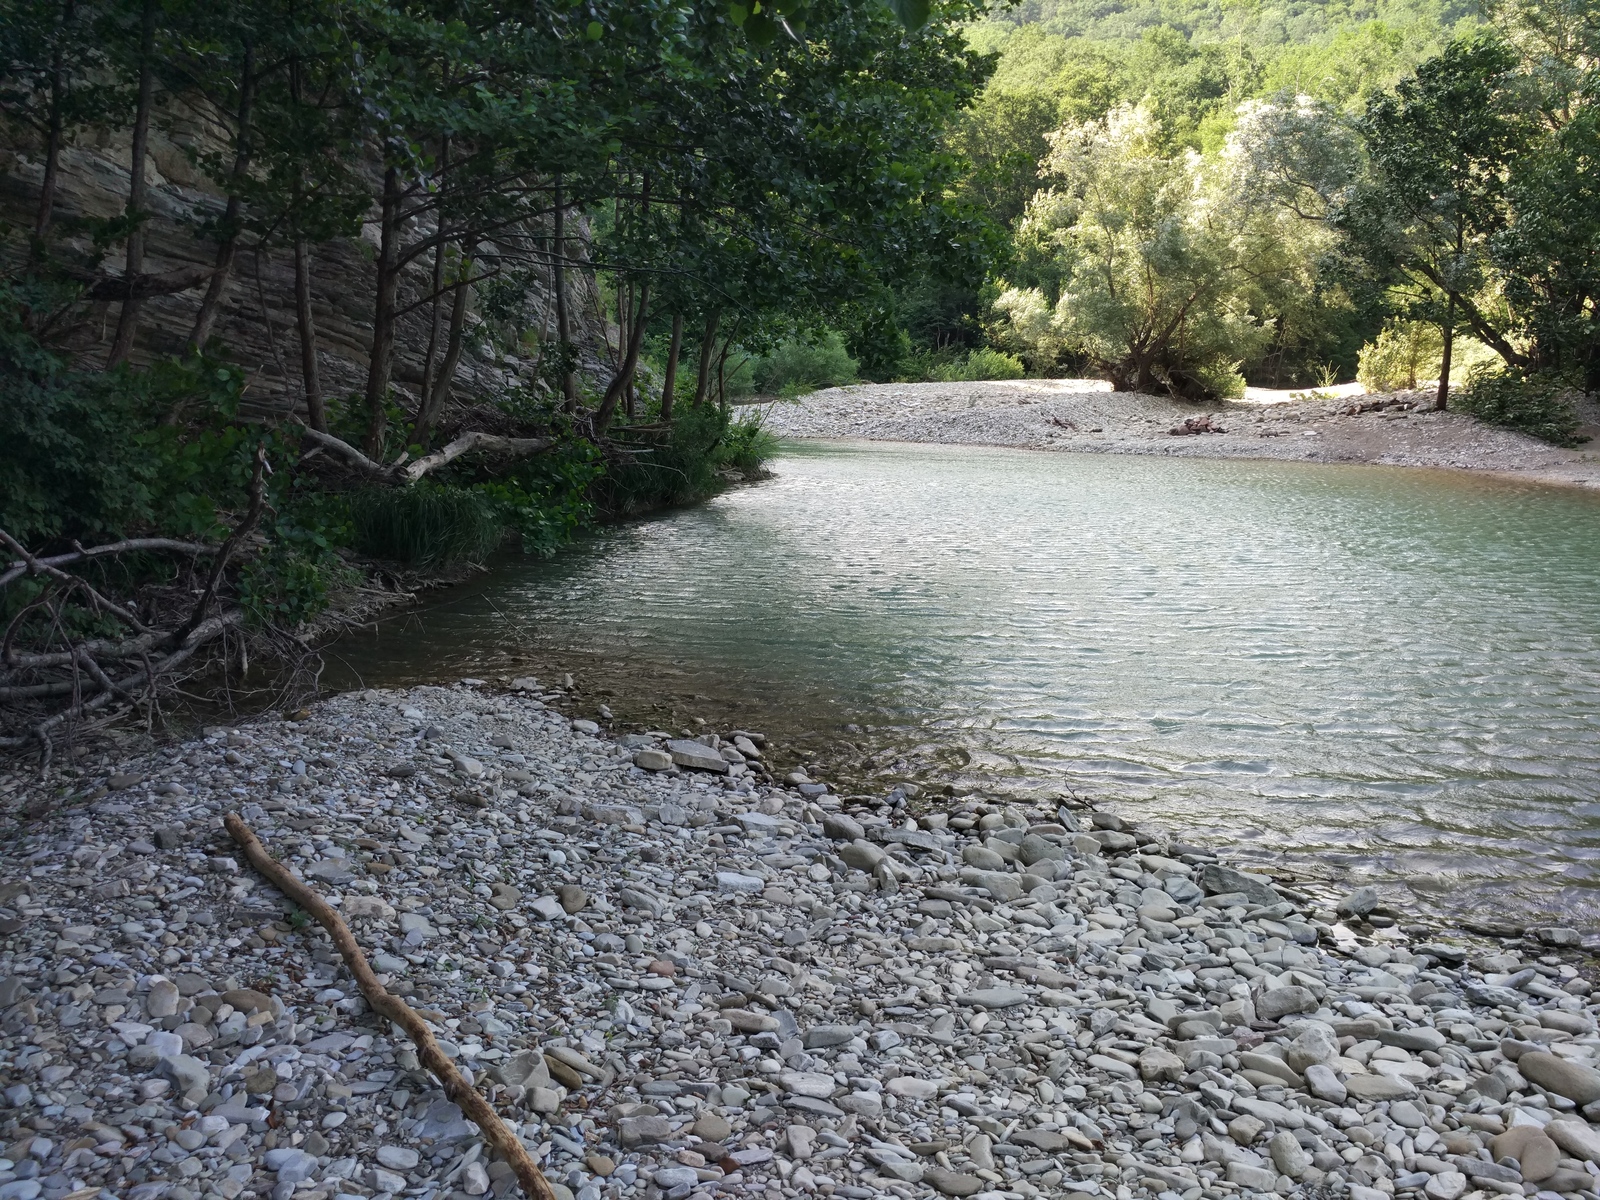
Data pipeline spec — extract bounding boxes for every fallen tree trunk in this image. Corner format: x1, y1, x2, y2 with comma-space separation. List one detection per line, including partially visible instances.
223, 814, 561, 1200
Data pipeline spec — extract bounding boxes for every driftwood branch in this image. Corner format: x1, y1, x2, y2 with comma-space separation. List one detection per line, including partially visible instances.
297, 427, 397, 481
175, 445, 268, 644
223, 814, 561, 1200
0, 529, 152, 634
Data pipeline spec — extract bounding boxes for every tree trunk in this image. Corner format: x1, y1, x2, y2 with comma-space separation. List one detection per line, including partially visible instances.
294, 238, 325, 432
594, 283, 649, 433
419, 139, 450, 408
552, 175, 577, 408
716, 337, 731, 408
660, 313, 683, 422
187, 42, 256, 351
412, 264, 472, 448
363, 165, 401, 456
693, 310, 721, 407
1436, 293, 1454, 411
622, 281, 637, 417
106, 0, 158, 368
34, 0, 72, 243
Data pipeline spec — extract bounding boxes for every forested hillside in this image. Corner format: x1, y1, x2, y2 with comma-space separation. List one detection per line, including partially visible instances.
988, 0, 1474, 46
849, 0, 1596, 418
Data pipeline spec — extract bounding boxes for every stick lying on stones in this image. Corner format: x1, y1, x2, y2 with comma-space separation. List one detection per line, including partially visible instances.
224, 812, 560, 1200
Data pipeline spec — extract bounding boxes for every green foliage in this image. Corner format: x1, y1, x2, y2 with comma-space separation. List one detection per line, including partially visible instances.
752, 332, 859, 396
997, 103, 1278, 397
1456, 366, 1586, 446
0, 278, 256, 544
719, 412, 780, 473
477, 440, 604, 558
983, 0, 1473, 51
600, 406, 777, 514
348, 485, 503, 568
1357, 320, 1443, 390
932, 347, 1026, 380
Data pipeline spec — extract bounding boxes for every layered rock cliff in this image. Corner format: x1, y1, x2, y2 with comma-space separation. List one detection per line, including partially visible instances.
1, 118, 614, 419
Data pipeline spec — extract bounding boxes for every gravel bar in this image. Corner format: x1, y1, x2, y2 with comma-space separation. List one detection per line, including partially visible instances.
760, 381, 1600, 488
0, 680, 1597, 1200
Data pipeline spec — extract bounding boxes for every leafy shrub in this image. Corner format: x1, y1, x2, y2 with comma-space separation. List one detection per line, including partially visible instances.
720, 412, 779, 473
932, 347, 1027, 382
348, 485, 503, 566
1357, 321, 1442, 391
1456, 366, 1585, 446
752, 331, 858, 396
477, 439, 604, 557
0, 279, 255, 544
600, 406, 778, 513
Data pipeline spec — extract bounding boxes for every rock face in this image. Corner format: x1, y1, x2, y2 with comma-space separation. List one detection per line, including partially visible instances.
0, 680, 1596, 1200
0, 126, 611, 413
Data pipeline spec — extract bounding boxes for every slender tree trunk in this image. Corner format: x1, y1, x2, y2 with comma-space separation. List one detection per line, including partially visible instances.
106, 0, 158, 367
693, 309, 721, 407
594, 283, 649, 433
34, 0, 72, 243
660, 313, 683, 422
716, 337, 731, 408
1436, 294, 1455, 411
413, 263, 472, 448
188, 42, 256, 351
1436, 226, 1463, 411
294, 238, 325, 432
552, 175, 577, 408
420, 139, 450, 408
363, 165, 401, 455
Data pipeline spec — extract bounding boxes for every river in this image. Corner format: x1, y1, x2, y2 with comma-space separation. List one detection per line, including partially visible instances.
328, 440, 1600, 929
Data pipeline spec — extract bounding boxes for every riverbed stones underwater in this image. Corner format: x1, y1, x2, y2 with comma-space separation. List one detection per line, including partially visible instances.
0, 682, 1597, 1200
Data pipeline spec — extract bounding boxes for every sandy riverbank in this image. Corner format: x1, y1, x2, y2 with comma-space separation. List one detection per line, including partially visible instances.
759, 381, 1600, 490
0, 680, 1597, 1200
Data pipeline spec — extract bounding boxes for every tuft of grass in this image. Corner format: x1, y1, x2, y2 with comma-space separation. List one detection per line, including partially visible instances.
349, 484, 503, 566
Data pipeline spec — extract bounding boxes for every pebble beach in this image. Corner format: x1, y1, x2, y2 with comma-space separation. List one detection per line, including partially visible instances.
0, 680, 1597, 1200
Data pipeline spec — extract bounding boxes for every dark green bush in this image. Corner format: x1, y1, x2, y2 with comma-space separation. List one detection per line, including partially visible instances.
720, 413, 779, 473
477, 439, 604, 557
0, 278, 254, 544
599, 405, 777, 513
349, 485, 503, 566
751, 331, 858, 396
1457, 366, 1586, 446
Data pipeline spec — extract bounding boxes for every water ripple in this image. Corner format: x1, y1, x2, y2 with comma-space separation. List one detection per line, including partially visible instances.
331, 441, 1600, 928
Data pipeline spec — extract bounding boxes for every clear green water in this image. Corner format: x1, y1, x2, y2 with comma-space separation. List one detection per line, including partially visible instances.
330, 441, 1600, 927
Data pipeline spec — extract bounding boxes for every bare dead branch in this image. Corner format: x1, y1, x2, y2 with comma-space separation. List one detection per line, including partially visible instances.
298, 427, 553, 485
175, 446, 269, 644
0, 538, 218, 590
0, 530, 152, 634
296, 427, 397, 481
